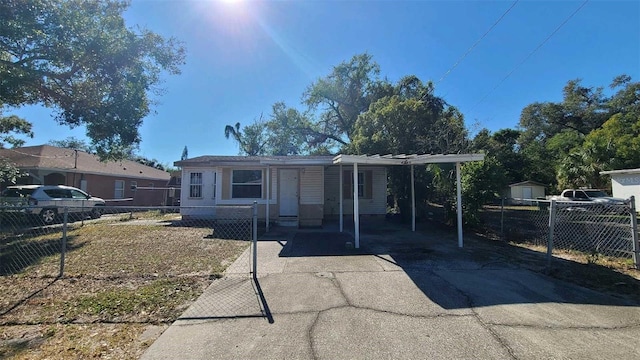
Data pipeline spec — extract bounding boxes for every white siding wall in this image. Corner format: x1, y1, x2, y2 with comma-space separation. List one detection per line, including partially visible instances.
611, 174, 640, 210
324, 166, 387, 215
180, 167, 218, 218
300, 166, 323, 204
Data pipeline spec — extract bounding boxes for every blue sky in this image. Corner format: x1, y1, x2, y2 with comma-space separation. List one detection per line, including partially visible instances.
9, 0, 640, 166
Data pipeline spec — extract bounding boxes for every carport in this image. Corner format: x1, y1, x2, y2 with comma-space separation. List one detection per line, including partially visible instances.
333, 153, 485, 249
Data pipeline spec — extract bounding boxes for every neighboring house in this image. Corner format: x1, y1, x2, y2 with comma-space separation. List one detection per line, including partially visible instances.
505, 181, 546, 205
600, 168, 640, 210
0, 145, 171, 206
174, 155, 387, 227
166, 170, 182, 206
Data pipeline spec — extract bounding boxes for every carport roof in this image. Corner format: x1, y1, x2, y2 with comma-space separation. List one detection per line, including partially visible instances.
333, 153, 485, 165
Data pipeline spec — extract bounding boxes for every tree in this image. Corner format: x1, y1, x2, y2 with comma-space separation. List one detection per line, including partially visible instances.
349, 76, 469, 220
0, 0, 185, 160
181, 146, 188, 161
224, 121, 267, 156
462, 157, 507, 225
470, 128, 524, 186
48, 136, 93, 153
228, 54, 394, 156
0, 111, 33, 148
301, 53, 390, 149
264, 102, 312, 155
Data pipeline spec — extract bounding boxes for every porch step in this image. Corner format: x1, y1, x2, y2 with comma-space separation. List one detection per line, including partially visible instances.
278, 216, 299, 228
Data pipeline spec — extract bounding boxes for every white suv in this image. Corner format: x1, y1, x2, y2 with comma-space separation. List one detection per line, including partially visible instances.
0, 185, 106, 224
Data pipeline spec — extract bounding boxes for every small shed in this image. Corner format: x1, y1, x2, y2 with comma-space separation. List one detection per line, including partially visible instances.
600, 168, 640, 210
506, 181, 546, 204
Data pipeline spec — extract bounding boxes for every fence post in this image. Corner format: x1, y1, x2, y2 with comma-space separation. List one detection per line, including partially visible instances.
59, 207, 68, 278
252, 201, 258, 279
500, 197, 505, 241
629, 196, 639, 269
546, 199, 557, 272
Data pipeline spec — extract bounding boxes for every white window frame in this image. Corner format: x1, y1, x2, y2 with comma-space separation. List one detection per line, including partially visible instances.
189, 172, 203, 199
212, 172, 217, 199
115, 180, 125, 199
231, 169, 263, 199
348, 171, 365, 198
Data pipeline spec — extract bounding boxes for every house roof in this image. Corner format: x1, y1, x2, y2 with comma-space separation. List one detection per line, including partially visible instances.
176, 155, 335, 167
0, 145, 170, 181
600, 168, 640, 176
177, 153, 485, 167
509, 180, 546, 187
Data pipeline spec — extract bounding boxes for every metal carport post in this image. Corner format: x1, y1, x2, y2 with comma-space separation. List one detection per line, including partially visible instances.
332, 153, 485, 249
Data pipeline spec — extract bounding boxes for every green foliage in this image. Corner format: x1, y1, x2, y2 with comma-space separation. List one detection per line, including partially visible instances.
48, 136, 93, 153
462, 157, 507, 225
471, 128, 524, 185
224, 120, 267, 156
0, 156, 24, 185
519, 75, 640, 191
0, 0, 185, 160
303, 53, 386, 147
0, 113, 33, 148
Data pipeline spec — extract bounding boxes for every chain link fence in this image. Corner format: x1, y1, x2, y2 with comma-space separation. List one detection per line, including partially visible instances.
480, 197, 639, 269
0, 204, 258, 324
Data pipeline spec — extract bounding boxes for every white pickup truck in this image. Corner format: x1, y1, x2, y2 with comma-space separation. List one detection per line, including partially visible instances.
553, 189, 625, 205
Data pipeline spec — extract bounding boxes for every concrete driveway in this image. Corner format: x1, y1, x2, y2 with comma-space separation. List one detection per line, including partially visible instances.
142, 223, 640, 359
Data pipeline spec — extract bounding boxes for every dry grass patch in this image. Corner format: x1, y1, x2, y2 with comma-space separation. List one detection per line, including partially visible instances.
0, 218, 250, 359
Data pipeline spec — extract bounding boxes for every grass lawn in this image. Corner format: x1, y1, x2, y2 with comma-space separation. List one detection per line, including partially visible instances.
0, 212, 250, 359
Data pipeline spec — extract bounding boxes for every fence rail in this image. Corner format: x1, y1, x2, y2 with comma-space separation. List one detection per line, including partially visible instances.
481, 197, 639, 270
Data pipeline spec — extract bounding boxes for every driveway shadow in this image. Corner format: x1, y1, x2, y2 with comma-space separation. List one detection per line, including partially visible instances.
276, 221, 640, 309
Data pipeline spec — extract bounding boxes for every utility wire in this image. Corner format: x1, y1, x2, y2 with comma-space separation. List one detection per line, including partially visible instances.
436, 0, 519, 85
470, 0, 589, 113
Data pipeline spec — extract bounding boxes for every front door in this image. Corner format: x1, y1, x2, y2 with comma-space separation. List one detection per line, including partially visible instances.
522, 187, 533, 200
279, 169, 299, 217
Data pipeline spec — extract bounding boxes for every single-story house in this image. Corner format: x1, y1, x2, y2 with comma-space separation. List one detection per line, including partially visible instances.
175, 153, 485, 248
600, 168, 640, 210
174, 155, 387, 227
505, 180, 546, 205
0, 145, 171, 206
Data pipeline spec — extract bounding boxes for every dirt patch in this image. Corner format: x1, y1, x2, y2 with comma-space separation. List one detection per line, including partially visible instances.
0, 214, 250, 359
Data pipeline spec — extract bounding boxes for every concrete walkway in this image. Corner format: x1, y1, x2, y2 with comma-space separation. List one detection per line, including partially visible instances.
142, 224, 640, 360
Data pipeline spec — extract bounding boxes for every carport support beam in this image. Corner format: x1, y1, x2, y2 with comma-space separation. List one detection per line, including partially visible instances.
266, 165, 270, 232
339, 164, 343, 232
411, 164, 415, 232
353, 163, 360, 248
456, 162, 463, 248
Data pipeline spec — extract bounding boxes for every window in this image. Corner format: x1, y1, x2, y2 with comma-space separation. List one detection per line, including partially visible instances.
115, 180, 125, 199
44, 189, 71, 198
232, 170, 262, 198
212, 172, 217, 199
70, 189, 88, 199
343, 170, 372, 199
189, 172, 203, 198
354, 171, 365, 197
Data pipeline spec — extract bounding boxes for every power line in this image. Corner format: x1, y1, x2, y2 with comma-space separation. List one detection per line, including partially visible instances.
470, 0, 589, 113
436, 0, 520, 85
